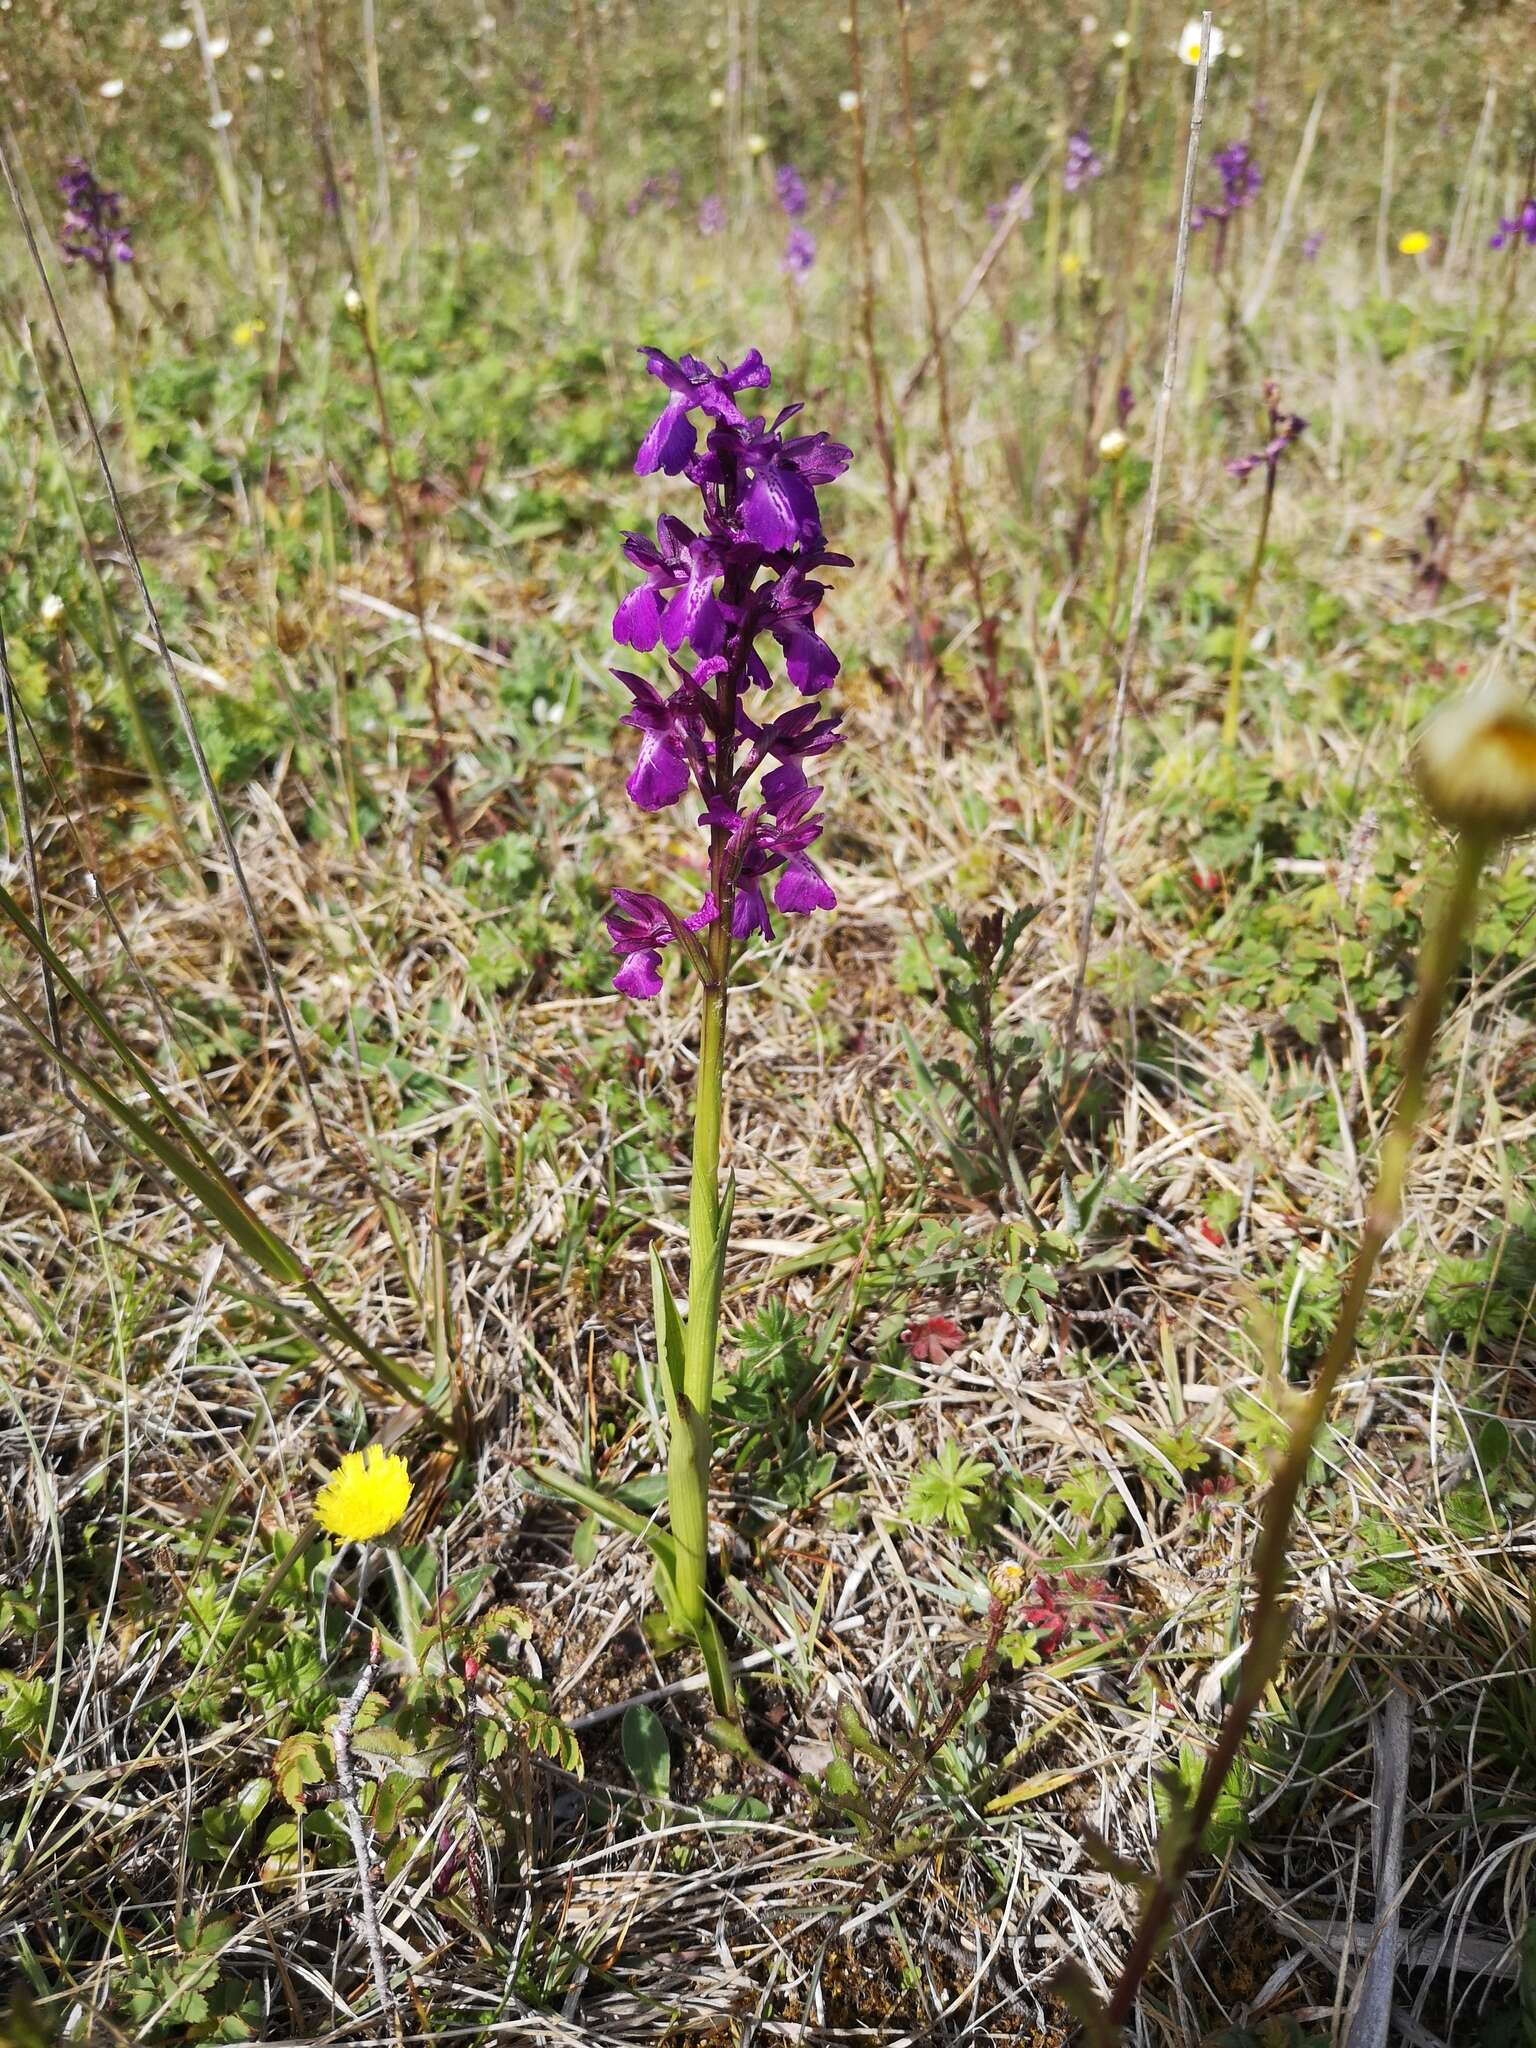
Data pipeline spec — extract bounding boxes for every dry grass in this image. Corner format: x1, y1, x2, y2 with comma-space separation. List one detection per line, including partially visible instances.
4, 4, 1536, 2041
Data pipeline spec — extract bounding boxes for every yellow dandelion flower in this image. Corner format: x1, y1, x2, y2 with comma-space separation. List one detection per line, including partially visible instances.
1398, 230, 1431, 257
232, 318, 266, 347
315, 1447, 413, 1542
1414, 680, 1536, 839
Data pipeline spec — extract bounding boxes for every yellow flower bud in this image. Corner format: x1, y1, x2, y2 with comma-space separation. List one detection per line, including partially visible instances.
1097, 427, 1129, 462
988, 1560, 1026, 1607
1414, 680, 1536, 840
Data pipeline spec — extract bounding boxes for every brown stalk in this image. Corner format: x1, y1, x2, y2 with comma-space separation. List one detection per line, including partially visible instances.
894, 0, 1001, 722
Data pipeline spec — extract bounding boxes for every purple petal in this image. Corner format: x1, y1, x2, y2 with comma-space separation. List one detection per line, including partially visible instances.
613, 585, 663, 651
627, 731, 691, 811
614, 950, 664, 999
774, 854, 836, 915
762, 759, 808, 809
661, 575, 720, 655
731, 877, 774, 941
743, 469, 801, 550
636, 398, 697, 478
777, 623, 839, 694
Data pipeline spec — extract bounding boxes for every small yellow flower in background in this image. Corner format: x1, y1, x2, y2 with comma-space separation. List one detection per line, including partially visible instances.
316, 1447, 413, 1542
1398, 230, 1431, 256
838, 89, 859, 113
1414, 679, 1536, 839
39, 592, 65, 626
1176, 19, 1225, 65
1059, 250, 1081, 277
1097, 427, 1129, 462
746, 131, 768, 156
1364, 526, 1386, 551
232, 318, 266, 347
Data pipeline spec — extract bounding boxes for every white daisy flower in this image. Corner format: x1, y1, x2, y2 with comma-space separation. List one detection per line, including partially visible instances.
1175, 18, 1224, 64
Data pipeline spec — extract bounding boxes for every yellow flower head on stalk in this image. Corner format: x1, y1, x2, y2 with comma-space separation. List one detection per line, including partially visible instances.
1414, 680, 1536, 839
1398, 230, 1431, 256
315, 1447, 413, 1542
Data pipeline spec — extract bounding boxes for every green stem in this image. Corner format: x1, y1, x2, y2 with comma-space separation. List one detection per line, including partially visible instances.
668, 937, 729, 1636
1097, 829, 1490, 2036
1223, 466, 1276, 747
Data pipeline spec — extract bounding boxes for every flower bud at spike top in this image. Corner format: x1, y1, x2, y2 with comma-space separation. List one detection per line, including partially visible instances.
1413, 680, 1536, 841
605, 347, 851, 998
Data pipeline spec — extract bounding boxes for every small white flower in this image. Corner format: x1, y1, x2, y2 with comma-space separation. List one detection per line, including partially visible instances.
99, 77, 125, 98
159, 25, 193, 49
254, 23, 274, 45
206, 31, 229, 57
1097, 428, 1129, 462
39, 593, 65, 626
708, 87, 725, 110
209, 107, 233, 128
838, 14, 853, 30
1081, 13, 1098, 32
745, 130, 768, 155
471, 104, 491, 124
838, 89, 859, 112
245, 64, 263, 81
343, 286, 364, 315
968, 65, 988, 89
1111, 27, 1131, 48
1415, 680, 1536, 839
1175, 18, 1224, 64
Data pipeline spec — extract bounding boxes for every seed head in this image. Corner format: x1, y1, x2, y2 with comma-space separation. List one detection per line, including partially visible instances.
1414, 680, 1536, 840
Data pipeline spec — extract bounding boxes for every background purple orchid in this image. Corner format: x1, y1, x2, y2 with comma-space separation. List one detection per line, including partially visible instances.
58, 158, 134, 273
605, 347, 851, 999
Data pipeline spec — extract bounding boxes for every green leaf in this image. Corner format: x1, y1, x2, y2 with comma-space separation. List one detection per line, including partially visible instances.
621, 1704, 671, 1801
650, 1245, 688, 1423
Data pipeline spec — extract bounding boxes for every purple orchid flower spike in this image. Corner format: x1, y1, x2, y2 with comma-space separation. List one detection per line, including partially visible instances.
1489, 198, 1536, 251
58, 158, 134, 274
605, 346, 851, 998
634, 347, 772, 476
1226, 382, 1307, 482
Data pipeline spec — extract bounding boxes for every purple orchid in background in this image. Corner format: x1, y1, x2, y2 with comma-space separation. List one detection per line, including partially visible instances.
606, 347, 851, 997
775, 163, 808, 219
1489, 199, 1536, 251
1302, 228, 1324, 261
1192, 140, 1262, 234
782, 226, 817, 276
1226, 381, 1307, 482
986, 181, 1035, 226
698, 193, 727, 237
1063, 131, 1104, 194
58, 159, 134, 273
